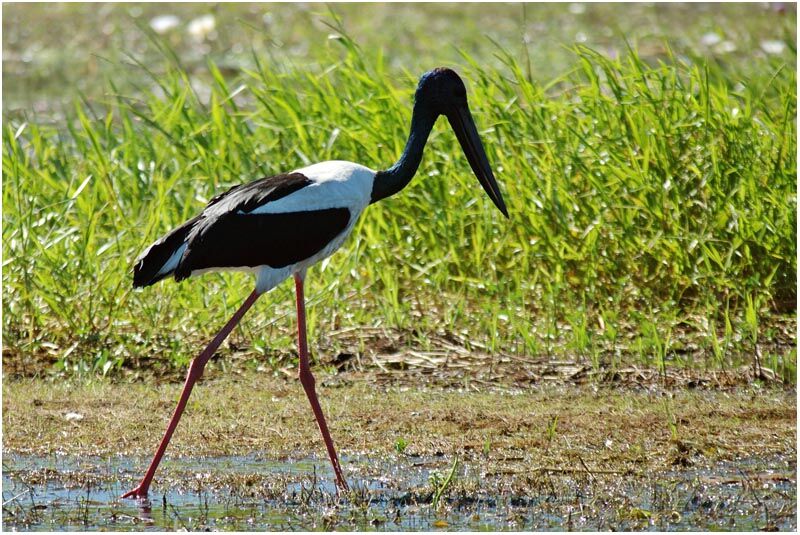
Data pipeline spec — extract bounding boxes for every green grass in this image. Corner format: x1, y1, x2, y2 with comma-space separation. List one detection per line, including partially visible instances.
2, 10, 796, 380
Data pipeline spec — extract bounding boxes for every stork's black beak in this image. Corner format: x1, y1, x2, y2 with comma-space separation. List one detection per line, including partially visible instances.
447, 104, 509, 218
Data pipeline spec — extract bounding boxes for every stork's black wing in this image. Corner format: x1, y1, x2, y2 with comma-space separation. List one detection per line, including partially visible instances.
134, 172, 350, 287
174, 207, 350, 280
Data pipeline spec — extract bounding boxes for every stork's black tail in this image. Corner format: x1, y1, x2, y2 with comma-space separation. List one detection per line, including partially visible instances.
133, 216, 200, 288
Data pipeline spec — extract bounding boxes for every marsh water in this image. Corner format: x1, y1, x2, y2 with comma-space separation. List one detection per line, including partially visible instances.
2, 452, 795, 531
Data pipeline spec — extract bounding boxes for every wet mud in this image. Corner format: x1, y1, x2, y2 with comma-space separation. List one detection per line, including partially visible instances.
2, 452, 795, 531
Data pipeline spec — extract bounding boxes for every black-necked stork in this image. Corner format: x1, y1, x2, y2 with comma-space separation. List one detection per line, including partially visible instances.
121, 67, 508, 499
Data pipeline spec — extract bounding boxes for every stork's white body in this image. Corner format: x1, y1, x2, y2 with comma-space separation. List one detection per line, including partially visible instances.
139, 160, 378, 293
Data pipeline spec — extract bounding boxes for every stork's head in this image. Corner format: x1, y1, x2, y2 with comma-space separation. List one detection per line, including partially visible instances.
415, 68, 508, 218
415, 68, 468, 110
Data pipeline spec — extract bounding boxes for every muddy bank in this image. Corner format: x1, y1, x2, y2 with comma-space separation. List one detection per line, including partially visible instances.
3, 373, 796, 530
3, 375, 794, 467
3, 451, 795, 530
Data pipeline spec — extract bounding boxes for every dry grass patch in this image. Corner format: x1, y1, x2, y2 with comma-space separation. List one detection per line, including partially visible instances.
3, 373, 794, 477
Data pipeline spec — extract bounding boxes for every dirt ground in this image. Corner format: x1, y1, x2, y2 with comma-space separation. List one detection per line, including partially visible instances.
3, 368, 795, 468
2, 364, 796, 530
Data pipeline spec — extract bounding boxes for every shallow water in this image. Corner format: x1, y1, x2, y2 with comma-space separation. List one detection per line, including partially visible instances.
2, 452, 795, 531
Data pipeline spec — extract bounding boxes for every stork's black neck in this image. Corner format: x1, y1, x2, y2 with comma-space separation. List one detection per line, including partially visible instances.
370, 103, 437, 204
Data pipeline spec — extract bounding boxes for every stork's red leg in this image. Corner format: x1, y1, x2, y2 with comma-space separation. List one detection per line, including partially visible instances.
294, 272, 349, 491
121, 290, 261, 499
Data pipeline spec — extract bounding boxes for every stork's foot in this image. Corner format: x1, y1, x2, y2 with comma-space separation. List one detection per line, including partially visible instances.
120, 485, 149, 500
336, 476, 350, 494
